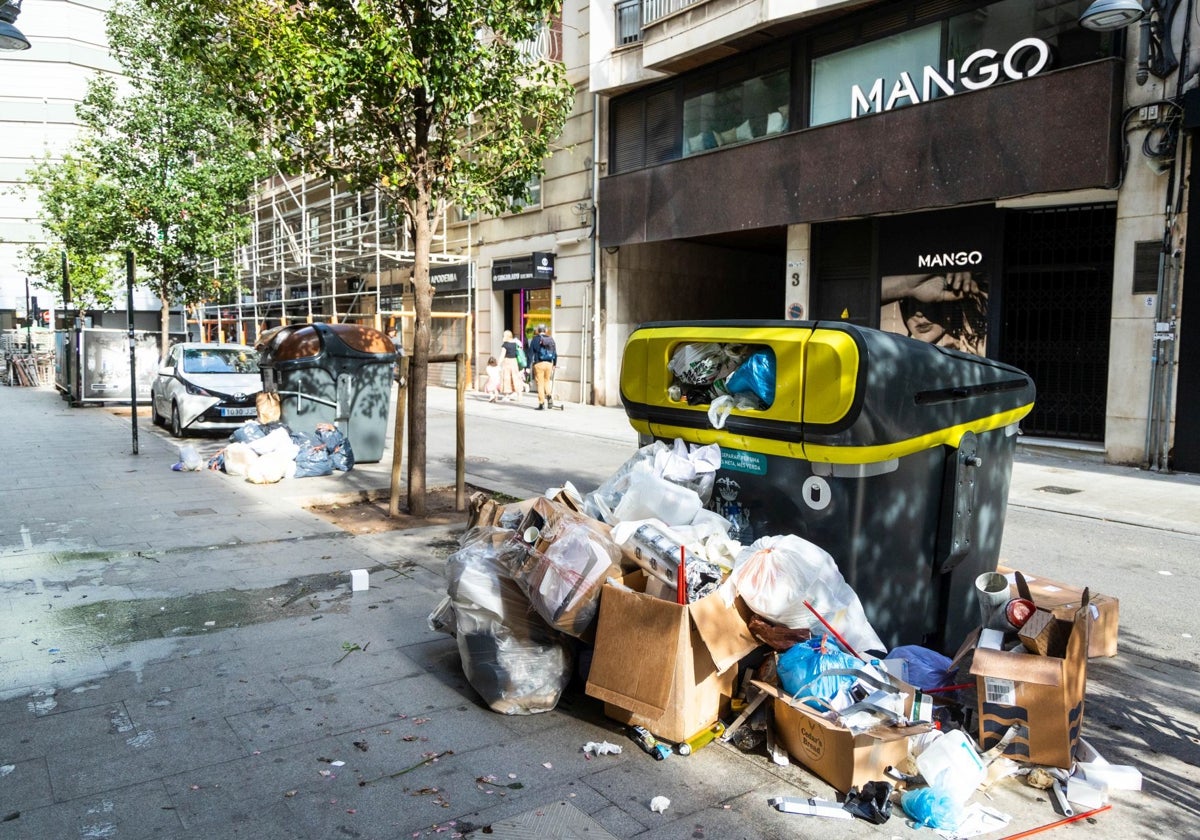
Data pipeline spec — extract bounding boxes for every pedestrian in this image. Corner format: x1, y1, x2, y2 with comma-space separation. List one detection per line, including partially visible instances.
499, 329, 522, 402
482, 356, 501, 402
528, 324, 558, 410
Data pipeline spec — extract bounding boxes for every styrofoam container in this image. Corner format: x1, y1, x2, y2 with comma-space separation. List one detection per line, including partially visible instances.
915, 729, 987, 804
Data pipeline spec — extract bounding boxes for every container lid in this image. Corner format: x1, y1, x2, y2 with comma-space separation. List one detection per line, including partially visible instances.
257, 323, 395, 361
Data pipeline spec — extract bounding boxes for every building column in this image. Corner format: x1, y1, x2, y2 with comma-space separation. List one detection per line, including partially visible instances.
784, 224, 811, 321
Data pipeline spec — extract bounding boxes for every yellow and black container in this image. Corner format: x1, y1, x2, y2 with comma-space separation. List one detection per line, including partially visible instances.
620, 320, 1035, 653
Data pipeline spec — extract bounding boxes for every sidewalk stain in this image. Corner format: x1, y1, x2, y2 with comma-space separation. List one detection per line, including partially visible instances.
18, 571, 358, 649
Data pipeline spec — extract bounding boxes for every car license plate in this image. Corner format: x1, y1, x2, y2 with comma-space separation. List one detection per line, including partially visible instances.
220, 407, 257, 417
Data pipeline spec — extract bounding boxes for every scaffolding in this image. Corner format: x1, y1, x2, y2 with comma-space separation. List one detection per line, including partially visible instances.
193, 170, 474, 346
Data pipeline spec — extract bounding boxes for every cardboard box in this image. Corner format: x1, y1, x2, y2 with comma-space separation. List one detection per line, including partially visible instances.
969, 594, 1091, 769
753, 680, 926, 794
585, 571, 759, 743
998, 565, 1119, 658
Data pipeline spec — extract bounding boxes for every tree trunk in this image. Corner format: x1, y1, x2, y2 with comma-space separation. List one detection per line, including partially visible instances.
405, 186, 434, 516
159, 287, 171, 363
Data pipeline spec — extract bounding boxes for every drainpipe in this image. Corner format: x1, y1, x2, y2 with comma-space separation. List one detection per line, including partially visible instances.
591, 92, 601, 406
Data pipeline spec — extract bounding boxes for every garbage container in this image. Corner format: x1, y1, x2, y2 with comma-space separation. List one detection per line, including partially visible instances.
620, 320, 1036, 653
257, 323, 396, 463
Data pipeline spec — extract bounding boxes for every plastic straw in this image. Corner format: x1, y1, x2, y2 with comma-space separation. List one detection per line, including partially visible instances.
677, 546, 687, 605
802, 600, 863, 660
997, 804, 1112, 840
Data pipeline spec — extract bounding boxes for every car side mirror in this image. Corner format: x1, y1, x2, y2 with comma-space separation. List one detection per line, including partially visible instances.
159, 366, 175, 376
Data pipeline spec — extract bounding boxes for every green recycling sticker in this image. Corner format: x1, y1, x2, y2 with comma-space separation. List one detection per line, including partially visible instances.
720, 448, 767, 475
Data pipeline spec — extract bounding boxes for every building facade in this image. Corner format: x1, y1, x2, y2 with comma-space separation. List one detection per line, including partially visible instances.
587, 0, 1200, 472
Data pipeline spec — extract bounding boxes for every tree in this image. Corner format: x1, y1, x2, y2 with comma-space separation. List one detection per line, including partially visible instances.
164, 0, 574, 514
23, 0, 264, 352
20, 152, 125, 311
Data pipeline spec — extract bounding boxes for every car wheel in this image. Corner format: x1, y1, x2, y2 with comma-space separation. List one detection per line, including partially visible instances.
170, 403, 184, 438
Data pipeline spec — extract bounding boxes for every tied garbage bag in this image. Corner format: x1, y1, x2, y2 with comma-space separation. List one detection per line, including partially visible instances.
726, 534, 885, 655
172, 444, 203, 471
314, 422, 355, 471
291, 433, 334, 478
777, 635, 861, 709
433, 527, 574, 715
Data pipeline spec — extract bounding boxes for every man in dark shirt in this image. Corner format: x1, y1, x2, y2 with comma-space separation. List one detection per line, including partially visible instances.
528, 324, 558, 410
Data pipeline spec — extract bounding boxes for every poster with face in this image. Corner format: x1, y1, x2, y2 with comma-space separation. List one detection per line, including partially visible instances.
878, 207, 998, 357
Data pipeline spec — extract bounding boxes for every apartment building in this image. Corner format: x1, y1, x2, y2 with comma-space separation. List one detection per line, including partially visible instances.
586, 0, 1200, 471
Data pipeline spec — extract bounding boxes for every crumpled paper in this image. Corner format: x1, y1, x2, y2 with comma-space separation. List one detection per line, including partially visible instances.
649, 796, 671, 814
582, 741, 623, 757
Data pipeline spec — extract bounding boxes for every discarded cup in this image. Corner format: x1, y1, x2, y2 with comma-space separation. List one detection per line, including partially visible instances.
974, 572, 1011, 630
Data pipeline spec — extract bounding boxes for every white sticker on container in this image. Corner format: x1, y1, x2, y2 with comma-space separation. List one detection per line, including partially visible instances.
801, 476, 832, 511
984, 677, 1017, 706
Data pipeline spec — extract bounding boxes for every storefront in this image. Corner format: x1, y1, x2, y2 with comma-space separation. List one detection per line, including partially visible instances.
594, 0, 1185, 463
491, 252, 556, 347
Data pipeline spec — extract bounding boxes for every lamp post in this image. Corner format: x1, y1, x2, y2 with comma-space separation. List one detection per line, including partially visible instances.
0, 0, 30, 51
1079, 0, 1183, 85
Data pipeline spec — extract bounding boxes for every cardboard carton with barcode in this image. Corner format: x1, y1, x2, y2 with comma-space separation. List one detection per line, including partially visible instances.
968, 589, 1091, 769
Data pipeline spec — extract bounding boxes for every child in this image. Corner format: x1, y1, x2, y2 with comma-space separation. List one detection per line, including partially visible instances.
483, 356, 501, 402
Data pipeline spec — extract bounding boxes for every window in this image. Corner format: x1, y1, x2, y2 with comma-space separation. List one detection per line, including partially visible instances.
507, 174, 542, 213
811, 25, 940, 125
682, 68, 790, 156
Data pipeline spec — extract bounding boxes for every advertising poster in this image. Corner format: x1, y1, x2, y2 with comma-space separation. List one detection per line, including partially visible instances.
877, 206, 999, 357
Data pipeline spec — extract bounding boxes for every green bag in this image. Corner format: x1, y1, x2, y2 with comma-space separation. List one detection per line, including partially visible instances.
516, 345, 527, 369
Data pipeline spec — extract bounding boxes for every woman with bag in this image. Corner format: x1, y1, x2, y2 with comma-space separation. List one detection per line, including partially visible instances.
499, 329, 523, 402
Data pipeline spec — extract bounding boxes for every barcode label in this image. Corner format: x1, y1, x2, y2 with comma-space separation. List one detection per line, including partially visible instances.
984, 677, 1017, 706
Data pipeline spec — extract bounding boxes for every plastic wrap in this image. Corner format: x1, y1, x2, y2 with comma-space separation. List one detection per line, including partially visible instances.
507, 498, 624, 638
582, 439, 718, 522
437, 527, 573, 715
727, 534, 885, 655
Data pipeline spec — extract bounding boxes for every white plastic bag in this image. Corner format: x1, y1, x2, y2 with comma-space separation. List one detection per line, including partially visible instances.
727, 534, 885, 655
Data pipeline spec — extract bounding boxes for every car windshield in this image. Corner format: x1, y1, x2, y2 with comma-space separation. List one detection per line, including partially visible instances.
181, 348, 260, 374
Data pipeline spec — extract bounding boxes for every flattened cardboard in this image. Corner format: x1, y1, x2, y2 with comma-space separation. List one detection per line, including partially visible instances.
585, 572, 758, 743
970, 592, 1091, 769
753, 680, 926, 794
998, 565, 1118, 657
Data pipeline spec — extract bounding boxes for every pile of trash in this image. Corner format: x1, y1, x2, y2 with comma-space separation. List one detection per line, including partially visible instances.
173, 420, 355, 484
666, 342, 776, 429
428, 436, 1139, 836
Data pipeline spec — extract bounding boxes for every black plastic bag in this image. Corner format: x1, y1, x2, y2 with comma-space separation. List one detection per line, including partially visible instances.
843, 780, 894, 824
314, 422, 355, 471
291, 432, 333, 478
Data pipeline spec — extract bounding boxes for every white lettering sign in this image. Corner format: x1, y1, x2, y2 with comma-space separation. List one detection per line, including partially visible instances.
851, 37, 1051, 118
917, 251, 984, 268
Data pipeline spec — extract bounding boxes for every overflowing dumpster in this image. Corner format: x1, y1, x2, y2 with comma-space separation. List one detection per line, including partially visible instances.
619, 320, 1036, 652
256, 323, 396, 463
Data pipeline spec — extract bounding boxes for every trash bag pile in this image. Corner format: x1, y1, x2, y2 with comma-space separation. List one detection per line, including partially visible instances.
428, 432, 1137, 834
202, 419, 355, 484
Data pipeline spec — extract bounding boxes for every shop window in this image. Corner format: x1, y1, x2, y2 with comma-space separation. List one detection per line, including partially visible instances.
811, 24, 941, 126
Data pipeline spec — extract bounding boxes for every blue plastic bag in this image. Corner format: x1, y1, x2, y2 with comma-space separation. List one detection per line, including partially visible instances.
723, 349, 775, 407
314, 423, 356, 471
887, 645, 955, 690
777, 636, 861, 709
291, 433, 333, 478
901, 787, 961, 830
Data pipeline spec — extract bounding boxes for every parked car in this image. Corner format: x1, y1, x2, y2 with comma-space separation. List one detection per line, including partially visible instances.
151, 342, 263, 437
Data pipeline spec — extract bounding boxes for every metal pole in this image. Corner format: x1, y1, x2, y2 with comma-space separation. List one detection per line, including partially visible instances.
24, 276, 32, 354
456, 353, 466, 511
127, 251, 139, 455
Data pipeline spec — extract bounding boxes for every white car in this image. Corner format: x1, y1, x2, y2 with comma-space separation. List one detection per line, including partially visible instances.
151, 342, 263, 437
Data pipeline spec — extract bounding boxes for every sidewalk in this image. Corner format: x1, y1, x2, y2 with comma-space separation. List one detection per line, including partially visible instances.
0, 383, 1194, 839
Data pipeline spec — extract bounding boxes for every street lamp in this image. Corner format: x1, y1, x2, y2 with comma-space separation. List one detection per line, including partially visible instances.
0, 0, 29, 51
1079, 0, 1182, 85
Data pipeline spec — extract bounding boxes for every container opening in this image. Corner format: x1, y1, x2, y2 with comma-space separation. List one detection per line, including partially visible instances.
666, 341, 776, 410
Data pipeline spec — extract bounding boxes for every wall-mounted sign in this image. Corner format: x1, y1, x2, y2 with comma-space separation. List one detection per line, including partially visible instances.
429, 262, 471, 293
851, 37, 1052, 118
491, 252, 555, 290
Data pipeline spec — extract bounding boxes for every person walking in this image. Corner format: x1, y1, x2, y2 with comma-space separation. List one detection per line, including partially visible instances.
482, 356, 502, 402
499, 329, 523, 402
528, 324, 558, 410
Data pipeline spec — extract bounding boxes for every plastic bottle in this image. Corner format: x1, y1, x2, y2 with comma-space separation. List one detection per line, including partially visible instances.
678, 721, 725, 755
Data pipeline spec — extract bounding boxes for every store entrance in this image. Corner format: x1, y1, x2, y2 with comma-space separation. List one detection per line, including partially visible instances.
999, 205, 1116, 442
505, 287, 552, 349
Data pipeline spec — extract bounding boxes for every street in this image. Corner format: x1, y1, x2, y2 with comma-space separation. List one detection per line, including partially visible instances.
0, 383, 1197, 839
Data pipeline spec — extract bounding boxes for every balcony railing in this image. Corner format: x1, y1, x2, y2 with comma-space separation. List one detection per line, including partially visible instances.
641, 0, 703, 26
614, 0, 704, 47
